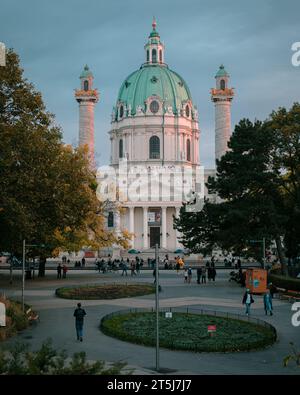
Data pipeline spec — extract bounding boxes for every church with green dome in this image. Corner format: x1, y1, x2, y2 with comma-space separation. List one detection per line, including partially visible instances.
75, 19, 234, 254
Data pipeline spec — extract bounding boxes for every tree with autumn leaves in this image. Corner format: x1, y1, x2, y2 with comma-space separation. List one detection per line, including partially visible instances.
0, 49, 130, 275
174, 104, 300, 275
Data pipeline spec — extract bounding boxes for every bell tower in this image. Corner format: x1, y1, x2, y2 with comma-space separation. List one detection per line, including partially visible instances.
75, 65, 99, 164
211, 65, 234, 163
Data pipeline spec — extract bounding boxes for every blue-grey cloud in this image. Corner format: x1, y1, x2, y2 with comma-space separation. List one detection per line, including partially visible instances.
1, 0, 300, 170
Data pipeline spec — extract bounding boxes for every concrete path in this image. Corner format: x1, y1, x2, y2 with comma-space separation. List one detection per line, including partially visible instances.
0, 269, 299, 375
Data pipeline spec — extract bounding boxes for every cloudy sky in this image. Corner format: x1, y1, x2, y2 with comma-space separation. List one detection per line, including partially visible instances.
1, 0, 300, 168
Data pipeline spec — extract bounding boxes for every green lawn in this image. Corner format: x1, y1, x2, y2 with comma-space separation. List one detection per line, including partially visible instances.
56, 283, 155, 300
101, 312, 276, 352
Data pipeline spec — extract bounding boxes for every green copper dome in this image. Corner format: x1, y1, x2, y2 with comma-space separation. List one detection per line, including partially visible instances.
116, 64, 193, 116
215, 64, 229, 78
80, 64, 93, 79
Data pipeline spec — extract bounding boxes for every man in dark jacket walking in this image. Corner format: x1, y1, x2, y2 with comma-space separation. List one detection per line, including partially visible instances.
57, 263, 62, 279
73, 303, 86, 341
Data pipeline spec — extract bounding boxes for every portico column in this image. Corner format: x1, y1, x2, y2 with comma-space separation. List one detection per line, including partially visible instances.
162, 207, 167, 249
175, 207, 181, 248
143, 207, 148, 249
129, 206, 135, 248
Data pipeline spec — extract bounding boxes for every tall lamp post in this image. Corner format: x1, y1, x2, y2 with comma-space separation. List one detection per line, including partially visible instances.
155, 243, 159, 372
22, 240, 25, 313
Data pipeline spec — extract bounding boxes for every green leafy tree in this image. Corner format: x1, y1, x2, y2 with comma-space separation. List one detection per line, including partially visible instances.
175, 105, 300, 274
0, 49, 130, 276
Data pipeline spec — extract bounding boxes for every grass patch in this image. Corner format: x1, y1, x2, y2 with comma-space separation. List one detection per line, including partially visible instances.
100, 312, 276, 353
56, 283, 155, 300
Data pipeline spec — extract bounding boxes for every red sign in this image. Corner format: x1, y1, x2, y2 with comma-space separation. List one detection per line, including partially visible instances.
207, 325, 216, 332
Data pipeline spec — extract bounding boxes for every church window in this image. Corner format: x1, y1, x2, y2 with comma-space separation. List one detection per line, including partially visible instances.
159, 50, 162, 63
147, 50, 149, 62
150, 100, 159, 114
220, 79, 226, 90
185, 105, 190, 118
84, 80, 89, 91
187, 139, 191, 162
107, 212, 114, 228
119, 139, 124, 158
149, 136, 160, 159
119, 105, 124, 118
152, 49, 157, 63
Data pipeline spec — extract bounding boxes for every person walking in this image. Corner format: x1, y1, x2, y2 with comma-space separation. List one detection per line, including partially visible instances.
73, 303, 86, 342
121, 261, 128, 276
211, 266, 217, 282
184, 269, 188, 283
57, 263, 62, 279
242, 289, 254, 316
131, 261, 136, 276
201, 266, 207, 284
62, 264, 68, 279
153, 268, 158, 284
187, 267, 192, 284
197, 267, 202, 284
207, 265, 212, 281
263, 289, 273, 316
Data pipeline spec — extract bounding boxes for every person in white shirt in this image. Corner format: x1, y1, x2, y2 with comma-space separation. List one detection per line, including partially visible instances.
242, 289, 254, 315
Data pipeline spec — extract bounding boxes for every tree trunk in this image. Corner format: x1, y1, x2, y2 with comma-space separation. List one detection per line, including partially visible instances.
275, 236, 288, 275
38, 256, 46, 277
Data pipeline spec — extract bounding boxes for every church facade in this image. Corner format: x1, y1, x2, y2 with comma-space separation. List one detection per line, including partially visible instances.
75, 20, 234, 255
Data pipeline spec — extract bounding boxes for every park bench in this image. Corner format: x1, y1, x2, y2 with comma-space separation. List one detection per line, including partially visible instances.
26, 308, 39, 324
276, 288, 300, 303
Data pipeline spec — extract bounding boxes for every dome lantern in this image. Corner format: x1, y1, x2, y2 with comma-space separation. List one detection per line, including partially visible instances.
144, 17, 165, 65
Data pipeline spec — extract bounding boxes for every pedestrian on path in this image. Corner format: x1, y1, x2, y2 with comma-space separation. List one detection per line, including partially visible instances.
207, 265, 212, 281
121, 261, 128, 276
211, 267, 217, 282
184, 269, 188, 283
73, 303, 86, 342
201, 267, 207, 284
131, 261, 137, 276
197, 267, 202, 284
57, 263, 62, 279
187, 267, 192, 284
263, 289, 273, 316
62, 264, 68, 279
242, 289, 254, 316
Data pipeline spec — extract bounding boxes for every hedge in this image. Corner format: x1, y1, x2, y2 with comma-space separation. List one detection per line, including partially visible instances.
269, 273, 300, 292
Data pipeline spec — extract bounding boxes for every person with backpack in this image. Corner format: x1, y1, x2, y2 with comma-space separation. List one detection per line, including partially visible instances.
73, 303, 86, 342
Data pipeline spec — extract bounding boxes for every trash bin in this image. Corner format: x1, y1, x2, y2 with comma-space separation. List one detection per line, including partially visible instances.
246, 268, 267, 294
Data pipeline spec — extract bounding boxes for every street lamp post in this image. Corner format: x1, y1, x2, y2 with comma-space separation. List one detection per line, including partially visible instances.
155, 243, 159, 372
22, 239, 25, 312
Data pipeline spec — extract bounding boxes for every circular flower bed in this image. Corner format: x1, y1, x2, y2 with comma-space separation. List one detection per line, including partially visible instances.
56, 283, 155, 300
100, 311, 276, 352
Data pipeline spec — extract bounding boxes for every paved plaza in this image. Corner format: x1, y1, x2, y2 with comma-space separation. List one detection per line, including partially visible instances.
0, 268, 299, 375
